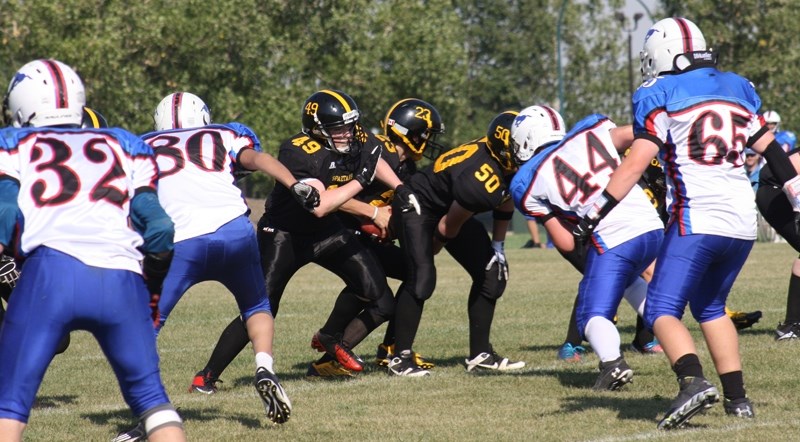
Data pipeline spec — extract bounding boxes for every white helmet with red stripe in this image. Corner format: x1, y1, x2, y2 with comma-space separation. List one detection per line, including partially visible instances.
510, 105, 566, 164
640, 17, 707, 82
3, 59, 85, 128
153, 92, 211, 131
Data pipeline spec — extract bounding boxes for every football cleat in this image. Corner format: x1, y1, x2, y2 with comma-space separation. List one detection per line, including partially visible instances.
388, 352, 431, 377
630, 338, 663, 354
557, 342, 587, 362
465, 351, 525, 372
375, 343, 435, 369
657, 376, 719, 430
255, 367, 292, 424
111, 421, 145, 442
726, 308, 762, 330
306, 360, 355, 378
723, 397, 755, 418
593, 357, 633, 391
775, 322, 800, 340
311, 331, 364, 372
189, 369, 221, 394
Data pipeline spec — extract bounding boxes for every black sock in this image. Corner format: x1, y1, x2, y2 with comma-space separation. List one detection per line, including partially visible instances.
672, 353, 704, 379
468, 293, 496, 358
564, 295, 582, 346
785, 272, 800, 323
720, 371, 746, 400
633, 316, 655, 347
393, 290, 424, 353
204, 316, 249, 377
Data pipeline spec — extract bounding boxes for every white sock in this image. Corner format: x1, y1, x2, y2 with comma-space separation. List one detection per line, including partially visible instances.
584, 316, 621, 363
623, 277, 647, 317
256, 352, 274, 373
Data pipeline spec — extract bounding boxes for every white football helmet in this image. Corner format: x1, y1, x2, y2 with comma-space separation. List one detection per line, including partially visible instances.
763, 110, 781, 132
153, 92, 211, 131
510, 105, 566, 164
640, 17, 707, 81
4, 59, 85, 128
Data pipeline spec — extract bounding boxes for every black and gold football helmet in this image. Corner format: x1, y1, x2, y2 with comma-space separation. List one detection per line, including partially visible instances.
301, 89, 361, 154
486, 110, 519, 173
81, 107, 108, 128
381, 98, 445, 161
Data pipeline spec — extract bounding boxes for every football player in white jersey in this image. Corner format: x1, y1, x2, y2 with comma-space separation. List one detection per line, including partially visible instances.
573, 18, 800, 429
0, 59, 185, 441
119, 92, 317, 435
509, 105, 664, 391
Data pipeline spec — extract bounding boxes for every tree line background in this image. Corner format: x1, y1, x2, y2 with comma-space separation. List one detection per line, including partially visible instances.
1, 0, 797, 197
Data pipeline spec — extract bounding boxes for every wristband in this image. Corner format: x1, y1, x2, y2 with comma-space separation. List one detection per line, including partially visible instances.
492, 209, 514, 221
370, 206, 379, 221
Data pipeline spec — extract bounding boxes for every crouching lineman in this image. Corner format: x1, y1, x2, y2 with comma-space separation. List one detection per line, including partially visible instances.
509, 105, 664, 390
387, 111, 526, 376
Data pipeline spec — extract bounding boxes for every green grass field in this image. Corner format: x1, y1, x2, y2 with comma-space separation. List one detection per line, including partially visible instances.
20, 238, 800, 441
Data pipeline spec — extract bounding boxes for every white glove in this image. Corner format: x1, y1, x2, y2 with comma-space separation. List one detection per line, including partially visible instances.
485, 240, 509, 281
783, 175, 800, 212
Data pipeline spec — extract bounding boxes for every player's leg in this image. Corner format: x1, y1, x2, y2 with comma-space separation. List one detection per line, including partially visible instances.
0, 248, 71, 439
446, 217, 524, 372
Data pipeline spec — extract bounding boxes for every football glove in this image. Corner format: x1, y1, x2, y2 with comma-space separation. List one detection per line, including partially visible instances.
394, 184, 421, 215
572, 190, 619, 243
0, 254, 20, 290
355, 144, 382, 188
143, 252, 172, 328
783, 175, 800, 236
485, 241, 509, 281
290, 181, 321, 212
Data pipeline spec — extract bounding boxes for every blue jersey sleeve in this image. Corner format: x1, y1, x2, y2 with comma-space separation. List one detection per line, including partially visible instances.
130, 191, 174, 254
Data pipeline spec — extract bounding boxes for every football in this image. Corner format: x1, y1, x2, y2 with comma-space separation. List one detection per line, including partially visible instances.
359, 206, 391, 242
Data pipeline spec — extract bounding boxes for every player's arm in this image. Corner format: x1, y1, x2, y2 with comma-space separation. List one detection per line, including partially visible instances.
374, 157, 421, 215
610, 125, 634, 153
491, 199, 514, 243
238, 148, 299, 189
433, 201, 474, 254
304, 178, 365, 218
339, 199, 390, 235
543, 217, 577, 254
0, 178, 20, 256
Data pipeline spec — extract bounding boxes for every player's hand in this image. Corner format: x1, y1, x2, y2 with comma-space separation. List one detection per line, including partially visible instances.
355, 144, 382, 188
572, 216, 598, 243
0, 254, 20, 290
149, 293, 161, 328
485, 241, 509, 280
290, 181, 321, 212
394, 184, 421, 215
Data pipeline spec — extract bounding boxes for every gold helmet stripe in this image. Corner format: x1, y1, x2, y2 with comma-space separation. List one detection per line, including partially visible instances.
320, 89, 352, 112
84, 107, 101, 128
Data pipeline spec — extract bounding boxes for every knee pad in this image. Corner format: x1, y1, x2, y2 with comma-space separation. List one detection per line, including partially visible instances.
479, 272, 506, 301
142, 404, 183, 436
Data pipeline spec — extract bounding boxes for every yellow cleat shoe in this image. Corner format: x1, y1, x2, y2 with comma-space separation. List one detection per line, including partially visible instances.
306, 360, 354, 378
376, 343, 435, 369
726, 308, 762, 330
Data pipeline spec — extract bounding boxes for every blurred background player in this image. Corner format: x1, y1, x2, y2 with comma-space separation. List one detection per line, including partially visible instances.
763, 110, 797, 153
386, 111, 525, 376
188, 89, 421, 389
509, 105, 664, 390
573, 17, 800, 428
0, 59, 185, 441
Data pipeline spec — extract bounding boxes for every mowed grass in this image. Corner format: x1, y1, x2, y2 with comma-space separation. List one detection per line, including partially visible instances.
22, 239, 800, 441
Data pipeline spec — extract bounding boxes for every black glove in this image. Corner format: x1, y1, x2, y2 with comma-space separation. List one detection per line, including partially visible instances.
354, 144, 382, 188
0, 254, 20, 290
290, 181, 321, 212
571, 190, 620, 243
394, 184, 421, 215
572, 216, 600, 244
143, 251, 173, 327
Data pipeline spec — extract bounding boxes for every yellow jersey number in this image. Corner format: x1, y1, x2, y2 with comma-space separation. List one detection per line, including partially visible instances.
292, 135, 322, 154
433, 144, 500, 193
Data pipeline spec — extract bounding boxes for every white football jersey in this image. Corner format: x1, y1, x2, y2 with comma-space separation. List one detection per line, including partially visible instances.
0, 127, 155, 273
141, 123, 258, 242
511, 116, 663, 252
633, 68, 761, 240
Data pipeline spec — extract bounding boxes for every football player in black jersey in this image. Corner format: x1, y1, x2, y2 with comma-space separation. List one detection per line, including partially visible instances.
189, 90, 422, 390
757, 148, 800, 339
387, 111, 526, 376
305, 98, 445, 377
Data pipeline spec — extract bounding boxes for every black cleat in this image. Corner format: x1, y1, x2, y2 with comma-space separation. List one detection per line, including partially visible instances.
255, 367, 292, 424
657, 376, 719, 430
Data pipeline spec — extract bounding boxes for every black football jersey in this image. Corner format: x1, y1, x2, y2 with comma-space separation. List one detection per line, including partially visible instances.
408, 137, 511, 218
265, 130, 391, 234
